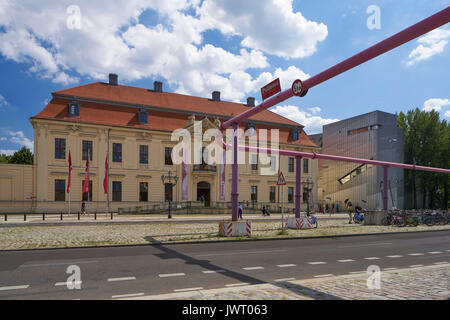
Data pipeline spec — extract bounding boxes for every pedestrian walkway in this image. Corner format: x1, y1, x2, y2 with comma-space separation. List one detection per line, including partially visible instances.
124, 263, 450, 300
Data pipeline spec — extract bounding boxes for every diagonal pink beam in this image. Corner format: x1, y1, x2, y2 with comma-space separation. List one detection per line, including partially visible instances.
220, 6, 450, 130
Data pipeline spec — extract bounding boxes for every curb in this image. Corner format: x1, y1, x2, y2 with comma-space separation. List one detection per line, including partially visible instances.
1, 227, 449, 253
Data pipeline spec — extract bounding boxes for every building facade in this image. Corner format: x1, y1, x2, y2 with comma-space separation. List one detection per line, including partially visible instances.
0, 75, 320, 213
317, 111, 404, 211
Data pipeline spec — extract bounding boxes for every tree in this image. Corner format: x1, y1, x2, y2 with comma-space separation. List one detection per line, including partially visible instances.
9, 147, 34, 165
0, 154, 11, 163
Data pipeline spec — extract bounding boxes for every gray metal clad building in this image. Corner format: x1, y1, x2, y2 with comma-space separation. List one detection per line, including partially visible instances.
318, 111, 404, 210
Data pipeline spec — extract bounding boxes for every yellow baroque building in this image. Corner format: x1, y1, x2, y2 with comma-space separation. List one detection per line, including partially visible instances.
0, 75, 320, 214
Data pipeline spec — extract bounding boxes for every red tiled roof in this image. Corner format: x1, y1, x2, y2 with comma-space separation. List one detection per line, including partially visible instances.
31, 82, 318, 147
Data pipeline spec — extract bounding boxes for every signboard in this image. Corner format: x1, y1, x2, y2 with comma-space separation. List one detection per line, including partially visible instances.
261, 78, 281, 101
277, 171, 287, 186
291, 79, 304, 96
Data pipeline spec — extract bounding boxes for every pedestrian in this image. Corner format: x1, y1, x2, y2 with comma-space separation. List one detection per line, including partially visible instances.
81, 201, 86, 215
346, 201, 353, 224
262, 206, 270, 216
336, 203, 339, 213
238, 203, 243, 219
326, 203, 329, 213
332, 203, 335, 213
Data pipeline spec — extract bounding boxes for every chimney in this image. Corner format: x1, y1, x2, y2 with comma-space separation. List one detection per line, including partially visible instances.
247, 97, 255, 107
109, 73, 118, 86
154, 81, 163, 93
212, 91, 221, 102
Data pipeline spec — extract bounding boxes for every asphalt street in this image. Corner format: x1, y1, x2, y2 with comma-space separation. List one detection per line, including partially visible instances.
0, 230, 449, 300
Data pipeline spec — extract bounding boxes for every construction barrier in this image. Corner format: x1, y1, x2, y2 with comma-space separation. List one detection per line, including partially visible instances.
286, 216, 315, 229
219, 220, 252, 237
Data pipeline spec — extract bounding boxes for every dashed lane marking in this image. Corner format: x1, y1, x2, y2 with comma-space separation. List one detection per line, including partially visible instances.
337, 259, 355, 263
386, 255, 403, 258
108, 277, 136, 282
243, 266, 264, 270
158, 273, 186, 278
428, 251, 443, 254
274, 278, 296, 282
0, 285, 30, 291
276, 264, 296, 268
364, 257, 380, 260
202, 270, 226, 274
55, 281, 82, 287
408, 253, 424, 256
308, 262, 326, 265
174, 287, 204, 292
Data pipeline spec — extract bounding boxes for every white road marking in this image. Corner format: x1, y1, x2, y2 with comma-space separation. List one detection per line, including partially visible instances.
159, 273, 185, 278
174, 287, 204, 292
225, 283, 250, 287
195, 249, 287, 257
55, 281, 82, 287
382, 267, 397, 271
276, 264, 296, 268
433, 262, 449, 265
308, 261, 326, 265
274, 278, 296, 282
428, 251, 443, 254
112, 293, 144, 299
386, 255, 403, 258
364, 257, 380, 260
349, 271, 365, 274
409, 265, 424, 268
243, 266, 264, 270
408, 253, 424, 256
337, 259, 355, 263
313, 274, 334, 278
0, 285, 29, 291
339, 242, 392, 248
202, 270, 226, 274
108, 277, 136, 282
446, 250, 450, 252
20, 261, 99, 268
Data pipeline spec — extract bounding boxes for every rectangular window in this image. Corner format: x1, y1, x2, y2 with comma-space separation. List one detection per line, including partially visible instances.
112, 181, 122, 202
140, 182, 148, 202
81, 180, 93, 202
54, 179, 65, 201
82, 140, 93, 161
251, 186, 258, 203
55, 138, 66, 159
164, 183, 173, 202
138, 110, 148, 124
251, 154, 258, 170
303, 158, 309, 174
140, 145, 149, 164
288, 157, 294, 172
288, 187, 294, 203
269, 186, 276, 203
270, 156, 276, 172
165, 147, 173, 165
113, 143, 122, 162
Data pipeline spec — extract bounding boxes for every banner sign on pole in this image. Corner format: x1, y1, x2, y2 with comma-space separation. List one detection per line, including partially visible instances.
261, 78, 281, 101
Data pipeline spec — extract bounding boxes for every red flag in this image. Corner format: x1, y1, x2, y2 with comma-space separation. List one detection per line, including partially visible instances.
103, 155, 108, 194
83, 155, 90, 194
67, 150, 72, 193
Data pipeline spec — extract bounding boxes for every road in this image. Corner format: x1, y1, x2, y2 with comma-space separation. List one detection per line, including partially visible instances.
0, 230, 449, 300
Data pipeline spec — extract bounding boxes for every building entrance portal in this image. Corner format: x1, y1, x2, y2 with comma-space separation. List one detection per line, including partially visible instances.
197, 181, 211, 207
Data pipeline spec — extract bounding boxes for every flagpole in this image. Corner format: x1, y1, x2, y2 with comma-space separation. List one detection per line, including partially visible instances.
68, 149, 71, 216
107, 129, 110, 216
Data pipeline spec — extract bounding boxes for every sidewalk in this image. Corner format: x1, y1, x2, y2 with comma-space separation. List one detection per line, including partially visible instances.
123, 263, 450, 300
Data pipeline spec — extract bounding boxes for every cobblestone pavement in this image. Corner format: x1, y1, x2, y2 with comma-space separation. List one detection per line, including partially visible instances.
1, 216, 449, 250
126, 263, 450, 300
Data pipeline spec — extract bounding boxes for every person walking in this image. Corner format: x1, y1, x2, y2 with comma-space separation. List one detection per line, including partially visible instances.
346, 201, 353, 224
238, 203, 243, 219
81, 201, 86, 215
262, 206, 270, 216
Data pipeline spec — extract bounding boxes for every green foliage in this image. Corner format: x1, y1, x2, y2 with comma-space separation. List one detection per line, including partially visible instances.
3, 147, 34, 165
397, 109, 449, 209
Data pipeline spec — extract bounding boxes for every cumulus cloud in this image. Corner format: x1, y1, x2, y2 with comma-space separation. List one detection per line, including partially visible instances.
445, 110, 450, 118
423, 98, 450, 112
0, 94, 7, 107
0, 0, 323, 100
4, 131, 34, 152
270, 105, 339, 134
407, 28, 450, 66
0, 150, 16, 156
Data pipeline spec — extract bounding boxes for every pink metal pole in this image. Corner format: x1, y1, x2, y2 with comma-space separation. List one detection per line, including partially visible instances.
383, 166, 389, 210
295, 156, 302, 218
220, 7, 450, 131
231, 122, 239, 221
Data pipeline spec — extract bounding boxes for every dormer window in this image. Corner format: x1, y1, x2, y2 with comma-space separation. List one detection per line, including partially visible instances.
68, 101, 80, 117
138, 109, 148, 124
291, 128, 299, 141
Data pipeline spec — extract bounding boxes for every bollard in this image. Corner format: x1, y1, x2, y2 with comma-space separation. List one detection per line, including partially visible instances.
4, 213, 7, 222
24, 212, 26, 221
60, 212, 63, 221
43, 212, 45, 221
78, 211, 80, 220
111, 211, 113, 220
94, 211, 97, 220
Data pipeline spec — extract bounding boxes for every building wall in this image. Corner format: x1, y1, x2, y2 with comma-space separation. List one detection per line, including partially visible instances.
0, 118, 319, 213
318, 111, 404, 210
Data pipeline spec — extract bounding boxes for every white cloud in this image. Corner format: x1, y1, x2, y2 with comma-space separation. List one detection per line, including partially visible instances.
0, 150, 16, 156
0, 137, 6, 141
198, 0, 328, 59
270, 105, 339, 134
0, 0, 322, 100
307, 107, 321, 114
407, 28, 450, 66
0, 94, 7, 107
445, 110, 450, 118
423, 98, 450, 112
5, 131, 34, 152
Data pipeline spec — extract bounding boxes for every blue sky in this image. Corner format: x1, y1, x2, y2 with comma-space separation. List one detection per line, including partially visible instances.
0, 0, 449, 155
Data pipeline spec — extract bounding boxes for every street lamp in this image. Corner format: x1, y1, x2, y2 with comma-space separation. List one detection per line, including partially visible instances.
302, 178, 314, 217
161, 170, 179, 219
